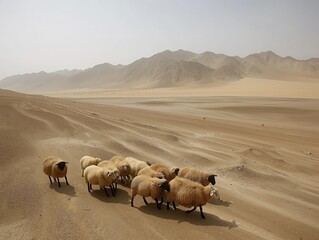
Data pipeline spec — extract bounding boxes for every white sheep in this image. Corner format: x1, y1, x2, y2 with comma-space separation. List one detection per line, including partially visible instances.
97, 160, 120, 192
131, 175, 170, 209
125, 157, 150, 178
137, 167, 165, 179
149, 163, 179, 181
43, 156, 69, 187
110, 156, 131, 183
80, 155, 102, 177
84, 165, 117, 197
166, 177, 220, 219
178, 167, 217, 186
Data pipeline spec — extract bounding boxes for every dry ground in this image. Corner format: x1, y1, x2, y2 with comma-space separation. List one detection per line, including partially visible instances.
1, 88, 319, 240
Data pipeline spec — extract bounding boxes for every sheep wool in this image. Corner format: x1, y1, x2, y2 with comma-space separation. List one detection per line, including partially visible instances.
98, 160, 120, 175
125, 157, 149, 177
131, 175, 170, 209
149, 163, 179, 181
84, 165, 117, 197
43, 156, 69, 187
110, 155, 131, 182
166, 177, 219, 219
98, 160, 121, 191
137, 167, 164, 179
178, 167, 217, 186
80, 155, 102, 177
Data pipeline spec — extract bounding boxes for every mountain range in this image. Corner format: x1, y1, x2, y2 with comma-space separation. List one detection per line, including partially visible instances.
1, 50, 319, 92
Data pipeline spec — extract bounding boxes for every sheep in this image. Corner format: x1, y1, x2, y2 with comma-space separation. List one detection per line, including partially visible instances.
83, 165, 117, 197
137, 167, 165, 179
43, 156, 69, 187
131, 175, 170, 209
178, 167, 217, 186
149, 163, 179, 181
166, 177, 220, 219
125, 157, 150, 178
80, 155, 102, 177
110, 156, 131, 183
97, 160, 120, 192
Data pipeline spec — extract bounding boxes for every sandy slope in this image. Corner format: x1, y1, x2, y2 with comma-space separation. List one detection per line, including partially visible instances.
1, 89, 319, 240
43, 77, 319, 99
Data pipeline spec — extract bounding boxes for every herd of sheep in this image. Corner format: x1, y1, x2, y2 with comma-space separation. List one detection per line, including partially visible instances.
43, 155, 220, 219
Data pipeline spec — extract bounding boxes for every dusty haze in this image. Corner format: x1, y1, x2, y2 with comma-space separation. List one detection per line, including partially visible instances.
1, 1, 319, 239
1, 50, 319, 93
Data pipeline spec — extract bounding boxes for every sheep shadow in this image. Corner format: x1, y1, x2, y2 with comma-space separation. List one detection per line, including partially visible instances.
89, 187, 130, 205
137, 203, 238, 228
49, 183, 76, 197
209, 198, 232, 207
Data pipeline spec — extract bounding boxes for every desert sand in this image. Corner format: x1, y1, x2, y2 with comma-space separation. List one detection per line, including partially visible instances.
1, 83, 319, 239
42, 77, 319, 99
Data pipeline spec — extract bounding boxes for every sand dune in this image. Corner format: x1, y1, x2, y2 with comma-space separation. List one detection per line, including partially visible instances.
1, 89, 319, 239
43, 77, 319, 99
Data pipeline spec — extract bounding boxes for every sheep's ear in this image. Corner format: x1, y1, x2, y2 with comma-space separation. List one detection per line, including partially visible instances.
58, 161, 68, 164
206, 174, 217, 179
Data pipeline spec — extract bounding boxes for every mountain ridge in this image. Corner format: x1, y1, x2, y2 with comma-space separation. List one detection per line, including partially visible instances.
1, 50, 318, 92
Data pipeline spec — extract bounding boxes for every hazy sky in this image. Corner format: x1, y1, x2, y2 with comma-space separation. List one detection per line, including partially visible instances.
1, 0, 319, 80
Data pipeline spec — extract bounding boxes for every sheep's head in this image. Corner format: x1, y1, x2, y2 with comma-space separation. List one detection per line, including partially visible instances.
207, 174, 217, 185
105, 171, 117, 180
121, 163, 131, 175
56, 161, 68, 170
172, 167, 180, 176
96, 158, 102, 164
210, 187, 220, 200
159, 180, 170, 192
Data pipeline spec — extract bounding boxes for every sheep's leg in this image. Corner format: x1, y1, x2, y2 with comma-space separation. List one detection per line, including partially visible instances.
110, 185, 115, 196
57, 178, 61, 188
186, 206, 197, 213
87, 183, 91, 193
48, 176, 53, 184
112, 181, 117, 193
65, 176, 69, 185
143, 197, 148, 205
90, 183, 93, 190
126, 175, 131, 184
173, 201, 177, 210
81, 169, 84, 177
155, 198, 161, 209
199, 205, 205, 219
103, 187, 110, 197
131, 196, 135, 207
159, 197, 164, 206
167, 202, 170, 210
